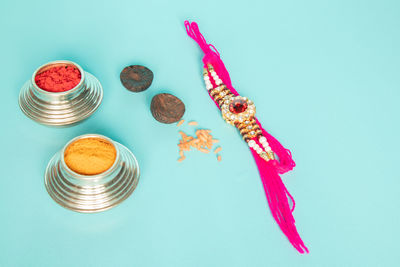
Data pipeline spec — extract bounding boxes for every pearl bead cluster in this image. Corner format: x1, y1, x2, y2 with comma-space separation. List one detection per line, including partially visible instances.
203, 69, 213, 90
210, 69, 223, 86
248, 139, 262, 153
203, 65, 223, 90
247, 136, 274, 161
258, 136, 272, 152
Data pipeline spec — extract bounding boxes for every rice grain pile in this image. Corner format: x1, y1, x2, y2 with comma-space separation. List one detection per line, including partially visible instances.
177, 120, 222, 162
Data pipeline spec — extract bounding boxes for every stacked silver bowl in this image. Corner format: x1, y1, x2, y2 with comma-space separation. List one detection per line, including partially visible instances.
19, 60, 103, 126
45, 134, 140, 213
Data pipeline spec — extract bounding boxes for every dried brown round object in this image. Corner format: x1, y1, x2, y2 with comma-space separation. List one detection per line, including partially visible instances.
120, 65, 153, 92
151, 93, 185, 124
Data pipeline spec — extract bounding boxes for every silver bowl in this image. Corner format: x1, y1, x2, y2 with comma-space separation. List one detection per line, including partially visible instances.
19, 60, 103, 126
45, 134, 140, 213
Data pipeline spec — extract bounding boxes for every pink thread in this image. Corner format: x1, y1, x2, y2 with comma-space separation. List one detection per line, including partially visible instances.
185, 20, 308, 253
252, 153, 309, 253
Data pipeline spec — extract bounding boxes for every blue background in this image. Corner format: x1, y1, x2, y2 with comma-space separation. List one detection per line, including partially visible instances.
0, 0, 399, 266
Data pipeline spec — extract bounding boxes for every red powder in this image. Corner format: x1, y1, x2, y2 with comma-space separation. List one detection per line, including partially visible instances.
35, 65, 81, 92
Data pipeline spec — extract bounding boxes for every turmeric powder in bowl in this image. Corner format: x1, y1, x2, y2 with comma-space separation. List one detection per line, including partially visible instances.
64, 137, 117, 175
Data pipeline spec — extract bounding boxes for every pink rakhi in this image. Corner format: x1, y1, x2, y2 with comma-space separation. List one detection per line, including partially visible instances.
184, 20, 308, 254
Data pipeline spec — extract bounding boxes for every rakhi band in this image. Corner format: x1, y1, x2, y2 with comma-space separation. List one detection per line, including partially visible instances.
185, 21, 308, 253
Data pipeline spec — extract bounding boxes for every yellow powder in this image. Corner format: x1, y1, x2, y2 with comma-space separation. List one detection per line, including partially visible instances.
64, 137, 117, 175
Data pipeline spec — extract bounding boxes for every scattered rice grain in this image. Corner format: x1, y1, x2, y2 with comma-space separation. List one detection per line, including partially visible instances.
214, 147, 222, 154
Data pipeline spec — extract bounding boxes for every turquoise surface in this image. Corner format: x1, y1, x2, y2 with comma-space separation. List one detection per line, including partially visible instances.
0, 0, 399, 266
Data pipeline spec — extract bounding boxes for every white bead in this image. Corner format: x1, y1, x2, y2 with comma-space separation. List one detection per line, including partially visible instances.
215, 79, 222, 85
206, 84, 213, 90
248, 140, 255, 147
259, 136, 267, 143
204, 76, 210, 80
261, 141, 269, 146
256, 148, 263, 154
211, 71, 217, 76
261, 142, 270, 148
262, 143, 270, 148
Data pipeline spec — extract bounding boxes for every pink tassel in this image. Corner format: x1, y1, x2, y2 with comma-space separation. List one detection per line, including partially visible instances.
251, 141, 308, 253
185, 20, 308, 253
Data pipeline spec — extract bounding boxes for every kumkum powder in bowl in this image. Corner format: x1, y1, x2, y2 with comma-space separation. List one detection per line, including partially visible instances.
45, 134, 140, 213
19, 60, 103, 126
34, 64, 82, 93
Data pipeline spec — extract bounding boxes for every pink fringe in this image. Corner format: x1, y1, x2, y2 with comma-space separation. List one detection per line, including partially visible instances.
251, 141, 308, 253
185, 20, 308, 253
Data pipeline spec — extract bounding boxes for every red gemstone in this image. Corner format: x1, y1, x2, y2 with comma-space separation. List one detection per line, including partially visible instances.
229, 99, 248, 114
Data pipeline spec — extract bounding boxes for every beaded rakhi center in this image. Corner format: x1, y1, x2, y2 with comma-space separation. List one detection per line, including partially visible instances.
203, 64, 274, 161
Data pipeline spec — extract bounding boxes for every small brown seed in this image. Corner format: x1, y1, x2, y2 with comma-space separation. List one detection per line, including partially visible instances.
177, 120, 185, 126
217, 155, 222, 161
188, 121, 198, 126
